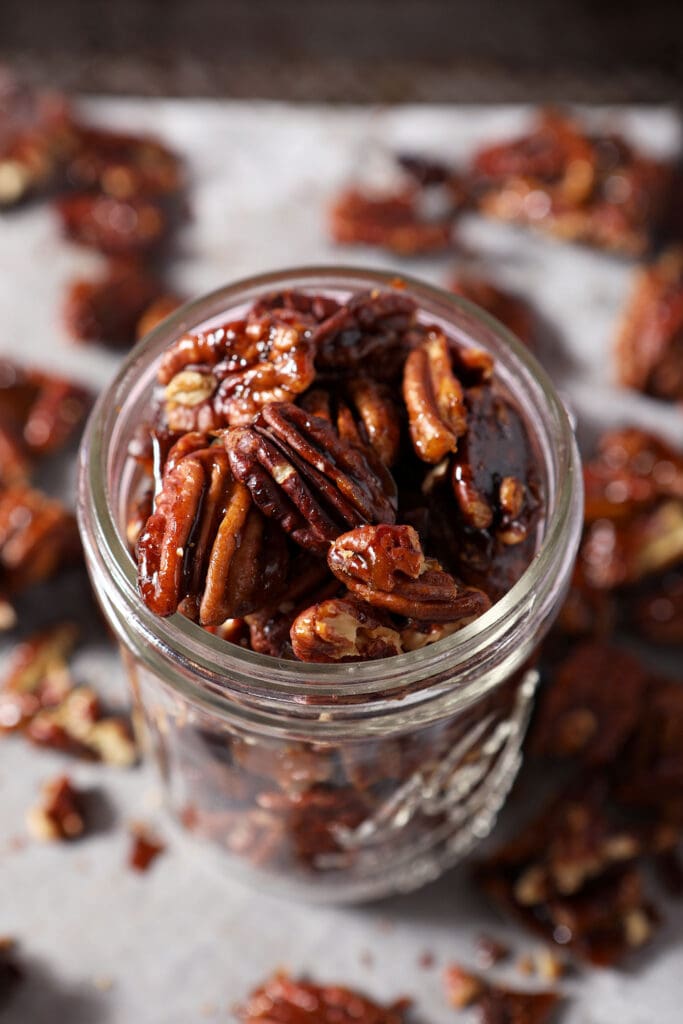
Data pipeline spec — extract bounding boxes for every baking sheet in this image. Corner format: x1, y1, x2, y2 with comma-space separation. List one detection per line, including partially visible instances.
1, 101, 682, 1024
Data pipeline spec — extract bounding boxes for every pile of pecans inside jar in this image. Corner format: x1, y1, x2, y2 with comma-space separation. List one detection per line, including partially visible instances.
129, 285, 542, 662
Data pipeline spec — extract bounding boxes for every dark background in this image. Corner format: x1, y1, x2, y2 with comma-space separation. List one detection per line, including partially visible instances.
0, 0, 681, 101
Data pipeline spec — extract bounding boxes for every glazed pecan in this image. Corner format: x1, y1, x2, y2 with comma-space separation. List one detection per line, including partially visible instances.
403, 329, 467, 463
158, 311, 317, 430
26, 682, 137, 766
450, 274, 534, 347
137, 444, 288, 623
451, 385, 537, 544
225, 402, 397, 554
301, 377, 401, 466
0, 359, 91, 458
329, 187, 454, 255
0, 485, 80, 595
63, 259, 163, 346
615, 247, 683, 402
290, 596, 403, 663
237, 972, 409, 1024
63, 125, 184, 200
56, 192, 172, 256
26, 775, 85, 842
313, 288, 417, 374
0, 422, 30, 486
531, 642, 650, 765
327, 524, 490, 623
444, 964, 561, 1024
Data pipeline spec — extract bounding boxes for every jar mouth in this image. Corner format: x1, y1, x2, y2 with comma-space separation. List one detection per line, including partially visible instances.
78, 265, 582, 722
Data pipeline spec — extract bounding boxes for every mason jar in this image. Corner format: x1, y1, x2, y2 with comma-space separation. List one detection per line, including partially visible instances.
77, 266, 582, 903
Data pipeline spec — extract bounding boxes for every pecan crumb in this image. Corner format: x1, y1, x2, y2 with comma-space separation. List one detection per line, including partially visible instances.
27, 775, 86, 841
128, 823, 165, 872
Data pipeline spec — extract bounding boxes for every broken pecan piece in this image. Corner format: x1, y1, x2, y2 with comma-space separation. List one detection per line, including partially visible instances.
56, 192, 172, 256
0, 623, 77, 732
444, 964, 561, 1024
137, 444, 288, 623
237, 972, 409, 1024
225, 402, 397, 554
158, 310, 317, 429
291, 596, 403, 663
26, 775, 86, 841
327, 524, 490, 623
403, 329, 467, 463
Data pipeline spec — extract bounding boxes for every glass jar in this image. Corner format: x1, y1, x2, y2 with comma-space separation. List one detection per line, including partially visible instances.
77, 266, 582, 903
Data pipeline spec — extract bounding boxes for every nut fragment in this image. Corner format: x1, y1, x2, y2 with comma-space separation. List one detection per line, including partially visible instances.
225, 402, 397, 554
329, 187, 454, 255
444, 964, 561, 1024
0, 623, 77, 732
137, 444, 288, 623
291, 597, 403, 663
64, 259, 163, 347
26, 775, 85, 841
403, 330, 467, 463
128, 823, 165, 872
327, 524, 490, 623
0, 485, 81, 596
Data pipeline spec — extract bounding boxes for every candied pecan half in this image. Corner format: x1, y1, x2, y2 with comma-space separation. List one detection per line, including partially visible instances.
327, 524, 490, 623
225, 402, 397, 554
137, 444, 288, 623
0, 485, 80, 595
313, 288, 417, 374
530, 642, 650, 765
158, 311, 317, 429
291, 596, 403, 662
580, 499, 683, 590
56, 192, 172, 256
26, 775, 85, 842
63, 259, 163, 346
444, 964, 561, 1024
451, 274, 534, 347
63, 125, 184, 200
329, 187, 454, 255
0, 359, 91, 458
237, 972, 409, 1024
403, 329, 467, 463
301, 377, 401, 467
615, 247, 683, 402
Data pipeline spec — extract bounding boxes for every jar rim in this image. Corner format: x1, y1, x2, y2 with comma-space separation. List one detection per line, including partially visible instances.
78, 264, 582, 729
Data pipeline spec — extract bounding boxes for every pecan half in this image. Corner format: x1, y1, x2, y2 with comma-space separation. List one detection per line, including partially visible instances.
137, 444, 288, 623
301, 377, 401, 467
0, 359, 90, 458
291, 596, 403, 663
403, 329, 467, 463
327, 524, 490, 623
313, 288, 417, 374
225, 402, 397, 554
158, 311, 317, 429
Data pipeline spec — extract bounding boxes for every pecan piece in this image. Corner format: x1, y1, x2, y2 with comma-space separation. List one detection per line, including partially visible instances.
237, 972, 410, 1024
225, 402, 397, 554
56, 192, 172, 256
327, 524, 490, 623
313, 288, 417, 374
301, 377, 401, 467
0, 623, 77, 732
0, 359, 90, 458
26, 775, 86, 842
291, 596, 403, 663
403, 329, 468, 463
158, 311, 317, 429
63, 259, 163, 346
137, 444, 288, 623
128, 823, 165, 872
444, 964, 561, 1024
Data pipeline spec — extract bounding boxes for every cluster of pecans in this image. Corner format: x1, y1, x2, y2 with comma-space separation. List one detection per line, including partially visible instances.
130, 285, 541, 662
0, 70, 184, 348
330, 108, 678, 260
